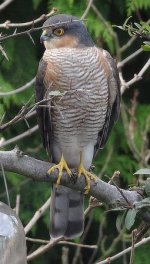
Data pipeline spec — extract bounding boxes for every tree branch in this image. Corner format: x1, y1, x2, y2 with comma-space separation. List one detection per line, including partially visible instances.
26, 237, 97, 249
0, 8, 58, 28
27, 237, 62, 261
0, 77, 35, 97
24, 197, 51, 235
81, 0, 93, 19
117, 48, 143, 69
96, 235, 150, 264
0, 125, 38, 147
121, 58, 150, 94
0, 18, 87, 42
0, 106, 36, 132
0, 148, 142, 207
0, 0, 14, 11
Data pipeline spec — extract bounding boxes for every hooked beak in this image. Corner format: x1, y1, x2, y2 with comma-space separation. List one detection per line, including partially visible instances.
40, 34, 49, 43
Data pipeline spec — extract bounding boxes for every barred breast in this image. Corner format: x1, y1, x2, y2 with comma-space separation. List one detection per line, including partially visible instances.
43, 47, 109, 169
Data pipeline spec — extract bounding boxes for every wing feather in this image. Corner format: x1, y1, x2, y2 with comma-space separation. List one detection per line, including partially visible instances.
35, 58, 52, 158
94, 49, 121, 156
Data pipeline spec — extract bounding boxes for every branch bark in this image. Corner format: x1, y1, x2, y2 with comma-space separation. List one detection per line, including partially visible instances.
0, 148, 142, 207
0, 18, 87, 42
0, 8, 58, 27
0, 0, 14, 11
96, 236, 150, 264
0, 125, 38, 147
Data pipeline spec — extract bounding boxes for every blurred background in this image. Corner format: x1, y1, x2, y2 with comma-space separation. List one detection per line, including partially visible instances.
0, 0, 150, 263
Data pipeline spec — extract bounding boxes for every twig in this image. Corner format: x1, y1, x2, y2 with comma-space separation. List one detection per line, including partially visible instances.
0, 18, 87, 42
62, 247, 69, 264
0, 109, 36, 132
0, 178, 30, 199
120, 36, 137, 53
0, 96, 54, 132
121, 58, 150, 94
0, 43, 9, 60
60, 241, 97, 249
121, 102, 141, 161
96, 235, 150, 264
129, 230, 136, 264
72, 213, 94, 264
119, 19, 150, 54
15, 194, 20, 216
109, 178, 132, 207
91, 3, 121, 61
108, 170, 120, 185
0, 77, 35, 96
122, 240, 128, 264
0, 162, 10, 206
0, 125, 38, 147
26, 237, 97, 248
136, 58, 150, 77
101, 229, 125, 259
0, 93, 34, 132
27, 237, 63, 261
118, 48, 143, 68
98, 145, 114, 179
91, 3, 114, 39
0, 8, 58, 28
0, 0, 14, 11
0, 104, 32, 132
24, 197, 51, 234
141, 115, 150, 166
81, 0, 93, 19
84, 196, 102, 216
88, 215, 106, 264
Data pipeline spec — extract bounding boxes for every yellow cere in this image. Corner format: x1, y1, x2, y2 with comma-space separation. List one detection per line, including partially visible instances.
43, 29, 48, 35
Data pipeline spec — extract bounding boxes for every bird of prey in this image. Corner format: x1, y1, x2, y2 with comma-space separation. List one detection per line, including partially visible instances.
35, 14, 120, 239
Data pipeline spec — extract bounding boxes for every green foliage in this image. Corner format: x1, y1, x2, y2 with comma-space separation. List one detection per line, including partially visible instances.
125, 197, 150, 230
32, 0, 41, 10
125, 207, 136, 230
48, 0, 84, 16
0, 36, 37, 116
126, 0, 150, 15
7, 172, 24, 193
85, 13, 115, 53
134, 244, 150, 264
113, 17, 150, 51
20, 181, 50, 228
93, 207, 105, 222
142, 43, 150, 51
48, 0, 116, 52
0, 0, 150, 263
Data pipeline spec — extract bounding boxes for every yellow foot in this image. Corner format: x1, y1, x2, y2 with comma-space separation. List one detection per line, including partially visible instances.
47, 154, 71, 188
78, 165, 97, 194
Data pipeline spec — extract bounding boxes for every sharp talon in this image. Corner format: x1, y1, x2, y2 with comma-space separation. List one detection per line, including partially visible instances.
84, 185, 90, 194
78, 163, 97, 194
84, 189, 89, 195
90, 175, 97, 181
47, 153, 71, 188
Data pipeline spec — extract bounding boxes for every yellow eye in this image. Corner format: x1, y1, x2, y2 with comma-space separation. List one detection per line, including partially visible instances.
53, 28, 64, 36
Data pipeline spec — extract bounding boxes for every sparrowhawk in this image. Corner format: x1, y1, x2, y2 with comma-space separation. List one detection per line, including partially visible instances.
35, 14, 120, 239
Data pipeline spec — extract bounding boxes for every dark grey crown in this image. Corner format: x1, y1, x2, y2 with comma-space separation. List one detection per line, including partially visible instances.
43, 14, 94, 47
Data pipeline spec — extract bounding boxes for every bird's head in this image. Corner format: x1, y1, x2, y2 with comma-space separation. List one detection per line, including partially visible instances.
40, 14, 94, 49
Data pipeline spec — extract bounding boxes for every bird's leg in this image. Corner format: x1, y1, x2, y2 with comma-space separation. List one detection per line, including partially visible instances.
78, 151, 97, 194
47, 153, 71, 188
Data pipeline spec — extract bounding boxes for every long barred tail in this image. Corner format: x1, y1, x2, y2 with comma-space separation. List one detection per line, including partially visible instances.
50, 185, 84, 239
